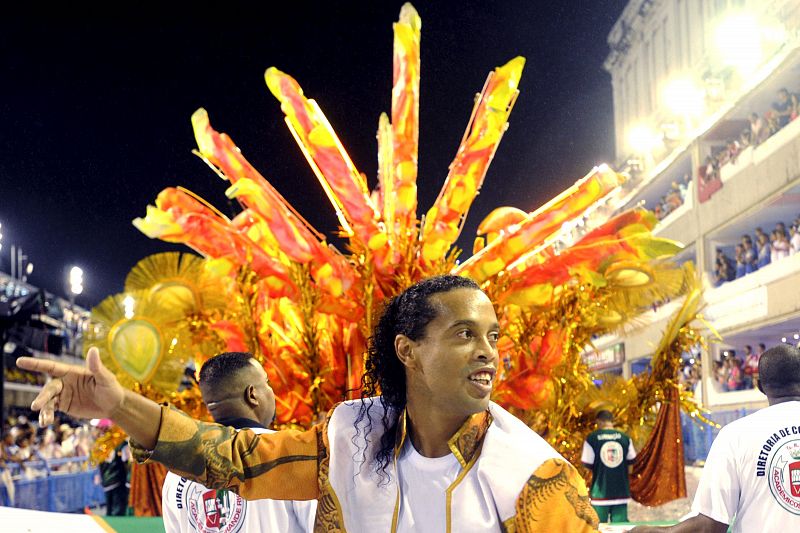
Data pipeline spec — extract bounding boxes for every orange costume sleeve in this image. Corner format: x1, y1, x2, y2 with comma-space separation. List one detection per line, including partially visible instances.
505, 458, 600, 532
133, 405, 323, 501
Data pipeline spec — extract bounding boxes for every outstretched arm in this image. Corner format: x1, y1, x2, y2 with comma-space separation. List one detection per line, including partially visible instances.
17, 347, 162, 449
141, 405, 320, 500
19, 347, 322, 501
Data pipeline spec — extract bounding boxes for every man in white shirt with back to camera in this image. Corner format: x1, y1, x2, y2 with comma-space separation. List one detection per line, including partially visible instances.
161, 352, 316, 533
632, 343, 800, 532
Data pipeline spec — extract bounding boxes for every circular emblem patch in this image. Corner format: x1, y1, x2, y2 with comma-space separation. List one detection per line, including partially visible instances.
599, 441, 624, 469
186, 483, 247, 533
768, 438, 800, 515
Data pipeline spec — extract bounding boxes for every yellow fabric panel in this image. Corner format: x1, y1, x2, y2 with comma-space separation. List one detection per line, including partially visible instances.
509, 458, 600, 532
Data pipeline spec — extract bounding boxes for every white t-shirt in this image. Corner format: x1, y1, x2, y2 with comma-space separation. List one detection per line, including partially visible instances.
395, 437, 462, 532
692, 401, 800, 532
791, 233, 800, 255
162, 427, 316, 533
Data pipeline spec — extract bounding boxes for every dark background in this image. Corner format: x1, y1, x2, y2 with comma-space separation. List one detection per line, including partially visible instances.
1, 1, 627, 306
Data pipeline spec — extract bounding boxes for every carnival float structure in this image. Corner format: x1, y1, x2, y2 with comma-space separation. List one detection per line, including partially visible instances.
90, 4, 710, 511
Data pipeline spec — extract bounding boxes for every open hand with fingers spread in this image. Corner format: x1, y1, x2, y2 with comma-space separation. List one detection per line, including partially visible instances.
17, 346, 125, 426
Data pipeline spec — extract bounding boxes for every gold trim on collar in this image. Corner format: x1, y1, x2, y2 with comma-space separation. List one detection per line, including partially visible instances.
394, 408, 492, 469
447, 409, 492, 469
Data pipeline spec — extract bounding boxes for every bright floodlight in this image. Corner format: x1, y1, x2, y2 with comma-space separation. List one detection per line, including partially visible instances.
123, 295, 135, 319
715, 13, 763, 74
663, 78, 705, 117
69, 266, 84, 295
627, 125, 662, 154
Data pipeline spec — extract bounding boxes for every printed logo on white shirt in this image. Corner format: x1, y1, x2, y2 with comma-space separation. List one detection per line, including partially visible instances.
768, 439, 800, 515
183, 480, 246, 533
599, 441, 624, 469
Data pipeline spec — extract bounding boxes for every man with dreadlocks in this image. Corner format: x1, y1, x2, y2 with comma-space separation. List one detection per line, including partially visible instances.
19, 275, 599, 532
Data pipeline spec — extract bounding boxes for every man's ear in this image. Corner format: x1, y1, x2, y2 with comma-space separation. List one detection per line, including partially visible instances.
395, 334, 417, 370
244, 384, 258, 407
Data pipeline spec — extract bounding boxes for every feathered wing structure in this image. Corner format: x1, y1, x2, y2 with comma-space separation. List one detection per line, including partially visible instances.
91, 5, 710, 502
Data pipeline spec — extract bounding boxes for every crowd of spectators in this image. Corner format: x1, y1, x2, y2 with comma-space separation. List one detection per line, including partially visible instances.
653, 173, 692, 221
712, 343, 765, 392
700, 87, 799, 185
1, 411, 97, 478
713, 217, 800, 286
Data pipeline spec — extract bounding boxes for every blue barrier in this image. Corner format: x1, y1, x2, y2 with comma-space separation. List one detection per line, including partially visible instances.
0, 456, 106, 512
681, 408, 759, 463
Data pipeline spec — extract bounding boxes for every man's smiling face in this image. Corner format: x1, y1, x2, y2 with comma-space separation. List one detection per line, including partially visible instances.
401, 287, 500, 419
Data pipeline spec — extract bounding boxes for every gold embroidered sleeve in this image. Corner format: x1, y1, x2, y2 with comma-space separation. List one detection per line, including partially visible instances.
135, 405, 323, 501
505, 458, 599, 533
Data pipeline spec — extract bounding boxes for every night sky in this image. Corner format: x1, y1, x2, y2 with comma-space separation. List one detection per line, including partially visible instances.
2, 1, 627, 307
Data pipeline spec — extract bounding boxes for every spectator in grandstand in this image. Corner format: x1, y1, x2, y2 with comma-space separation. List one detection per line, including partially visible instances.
738, 127, 751, 149
726, 357, 744, 391
58, 424, 77, 457
701, 155, 719, 183
756, 232, 771, 269
74, 425, 92, 458
749, 112, 769, 145
772, 88, 798, 130
37, 428, 61, 460
724, 138, 741, 165
678, 172, 692, 200
714, 257, 735, 287
716, 359, 730, 392
742, 235, 758, 274
743, 345, 759, 389
771, 229, 790, 262
1, 432, 22, 465
734, 245, 747, 279
688, 365, 700, 393
666, 182, 683, 211
630, 344, 800, 532
16, 434, 35, 462
765, 110, 780, 137
713, 250, 734, 286
790, 224, 800, 255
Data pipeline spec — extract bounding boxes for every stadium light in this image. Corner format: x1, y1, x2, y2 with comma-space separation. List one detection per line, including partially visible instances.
715, 13, 763, 74
627, 124, 662, 154
123, 295, 135, 319
663, 78, 705, 118
69, 266, 84, 297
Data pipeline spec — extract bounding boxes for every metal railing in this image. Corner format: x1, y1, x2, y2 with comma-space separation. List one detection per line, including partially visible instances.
0, 455, 106, 512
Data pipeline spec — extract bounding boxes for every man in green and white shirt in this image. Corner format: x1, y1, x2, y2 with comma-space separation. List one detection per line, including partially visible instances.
581, 410, 637, 523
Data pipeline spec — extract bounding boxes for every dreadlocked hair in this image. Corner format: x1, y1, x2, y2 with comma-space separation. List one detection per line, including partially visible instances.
353, 275, 481, 483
